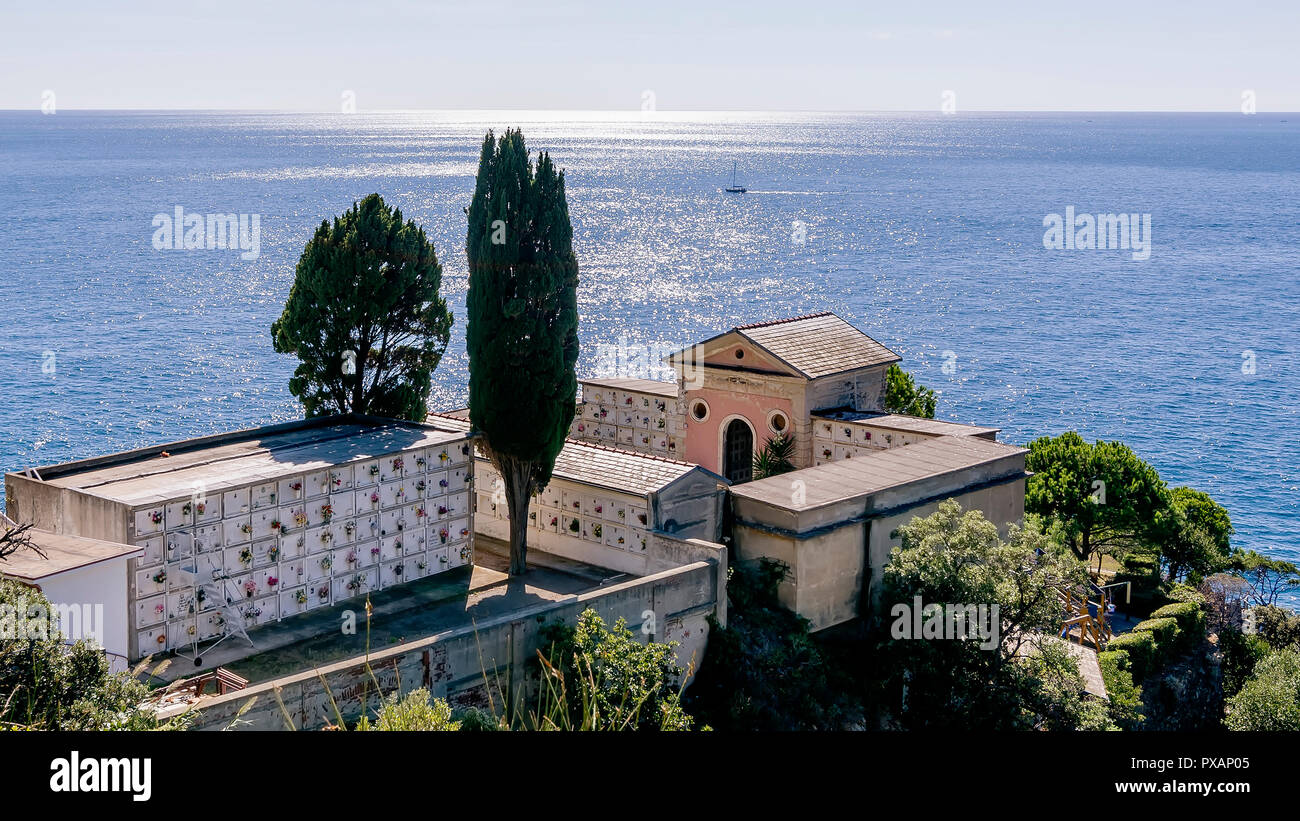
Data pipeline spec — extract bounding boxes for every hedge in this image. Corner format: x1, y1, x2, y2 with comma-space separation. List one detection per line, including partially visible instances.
1166, 586, 1207, 608
1134, 617, 1182, 663
1151, 601, 1206, 650
1097, 649, 1144, 728
1107, 631, 1158, 681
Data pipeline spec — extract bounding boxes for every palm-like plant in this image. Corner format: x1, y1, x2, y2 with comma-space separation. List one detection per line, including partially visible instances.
753, 433, 798, 480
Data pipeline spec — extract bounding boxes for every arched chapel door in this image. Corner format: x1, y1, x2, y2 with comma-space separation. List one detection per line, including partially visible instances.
723, 418, 754, 484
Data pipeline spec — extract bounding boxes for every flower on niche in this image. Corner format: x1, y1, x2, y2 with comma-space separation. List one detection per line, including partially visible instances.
267, 576, 279, 587
149, 511, 163, 525
243, 580, 257, 598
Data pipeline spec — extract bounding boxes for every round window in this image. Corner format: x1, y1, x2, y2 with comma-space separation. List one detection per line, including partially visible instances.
735, 348, 745, 359
690, 400, 710, 422
768, 411, 788, 434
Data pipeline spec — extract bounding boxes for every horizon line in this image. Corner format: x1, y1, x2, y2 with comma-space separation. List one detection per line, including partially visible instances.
3, 106, 1298, 115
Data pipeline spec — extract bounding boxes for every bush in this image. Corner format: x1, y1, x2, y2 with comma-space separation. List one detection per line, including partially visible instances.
1225, 649, 1300, 731
538, 609, 694, 731
1252, 605, 1300, 651
1107, 631, 1158, 681
0, 579, 165, 730
1133, 617, 1182, 664
1166, 585, 1207, 607
1218, 628, 1271, 698
1151, 601, 1206, 651
356, 689, 460, 731
1097, 649, 1145, 729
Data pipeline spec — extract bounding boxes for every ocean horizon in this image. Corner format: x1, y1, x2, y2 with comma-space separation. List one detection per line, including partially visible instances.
1, 109, 1295, 600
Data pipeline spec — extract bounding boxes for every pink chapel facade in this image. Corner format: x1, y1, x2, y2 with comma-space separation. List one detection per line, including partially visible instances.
569, 311, 1027, 630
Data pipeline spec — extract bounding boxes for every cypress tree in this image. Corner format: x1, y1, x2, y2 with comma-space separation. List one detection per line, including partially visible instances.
272, 193, 452, 421
466, 130, 580, 576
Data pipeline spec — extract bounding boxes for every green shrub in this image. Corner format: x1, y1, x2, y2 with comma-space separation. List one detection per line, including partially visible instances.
1097, 649, 1145, 729
1252, 605, 1300, 651
1134, 617, 1182, 663
1219, 629, 1271, 698
1152, 602, 1206, 649
1225, 649, 1300, 731
356, 689, 460, 731
1107, 631, 1158, 681
1166, 585, 1207, 607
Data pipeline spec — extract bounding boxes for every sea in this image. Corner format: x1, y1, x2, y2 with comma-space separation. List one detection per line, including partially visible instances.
0, 110, 1295, 600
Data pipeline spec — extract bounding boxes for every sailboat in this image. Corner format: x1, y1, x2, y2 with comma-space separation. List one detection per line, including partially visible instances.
725, 161, 747, 193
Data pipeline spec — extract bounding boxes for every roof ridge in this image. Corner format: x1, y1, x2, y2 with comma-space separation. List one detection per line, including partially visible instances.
734, 311, 836, 331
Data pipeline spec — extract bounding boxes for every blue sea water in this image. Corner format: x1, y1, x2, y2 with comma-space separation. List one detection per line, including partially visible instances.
0, 110, 1296, 595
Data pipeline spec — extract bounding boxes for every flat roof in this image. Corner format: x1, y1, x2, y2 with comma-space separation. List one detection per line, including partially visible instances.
579, 377, 679, 399
813, 410, 1000, 438
16, 415, 470, 507
729, 435, 1027, 512
1, 530, 142, 581
428, 413, 719, 495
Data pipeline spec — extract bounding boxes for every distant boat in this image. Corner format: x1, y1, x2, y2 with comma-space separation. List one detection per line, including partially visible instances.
725, 161, 747, 193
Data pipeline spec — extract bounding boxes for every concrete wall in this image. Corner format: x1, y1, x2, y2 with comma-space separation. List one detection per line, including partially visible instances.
806, 365, 888, 415
37, 558, 133, 670
176, 555, 725, 731
731, 473, 1027, 632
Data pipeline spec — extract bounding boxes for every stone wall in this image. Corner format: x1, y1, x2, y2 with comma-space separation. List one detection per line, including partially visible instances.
176, 549, 725, 731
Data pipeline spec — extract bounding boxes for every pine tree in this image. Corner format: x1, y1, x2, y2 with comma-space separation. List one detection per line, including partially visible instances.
271, 194, 452, 421
466, 130, 579, 576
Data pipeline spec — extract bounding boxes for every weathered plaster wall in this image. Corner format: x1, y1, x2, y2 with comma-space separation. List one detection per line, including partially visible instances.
178, 556, 724, 731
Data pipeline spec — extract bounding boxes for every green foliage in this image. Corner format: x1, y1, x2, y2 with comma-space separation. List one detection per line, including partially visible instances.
355, 688, 461, 731
1106, 631, 1157, 681
883, 363, 937, 418
1133, 617, 1182, 663
752, 433, 797, 480
466, 129, 579, 575
0, 579, 163, 730
1166, 584, 1207, 607
1228, 550, 1300, 607
1097, 649, 1146, 729
1252, 604, 1300, 651
536, 609, 694, 731
1024, 431, 1170, 566
1155, 487, 1233, 584
1224, 648, 1300, 731
1218, 628, 1271, 698
1150, 602, 1206, 651
686, 559, 859, 730
271, 193, 452, 421
877, 500, 1099, 729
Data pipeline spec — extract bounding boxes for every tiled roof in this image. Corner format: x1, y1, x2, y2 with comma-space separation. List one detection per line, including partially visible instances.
430, 412, 717, 495
736, 312, 900, 378
551, 441, 704, 495
729, 435, 1026, 511
0, 530, 142, 581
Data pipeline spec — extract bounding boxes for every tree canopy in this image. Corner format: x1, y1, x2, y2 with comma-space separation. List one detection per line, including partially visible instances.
466, 129, 579, 575
1025, 431, 1171, 566
877, 500, 1107, 730
883, 363, 937, 418
272, 193, 452, 421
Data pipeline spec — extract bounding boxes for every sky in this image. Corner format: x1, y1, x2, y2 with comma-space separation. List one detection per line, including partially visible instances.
2, 0, 1298, 111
